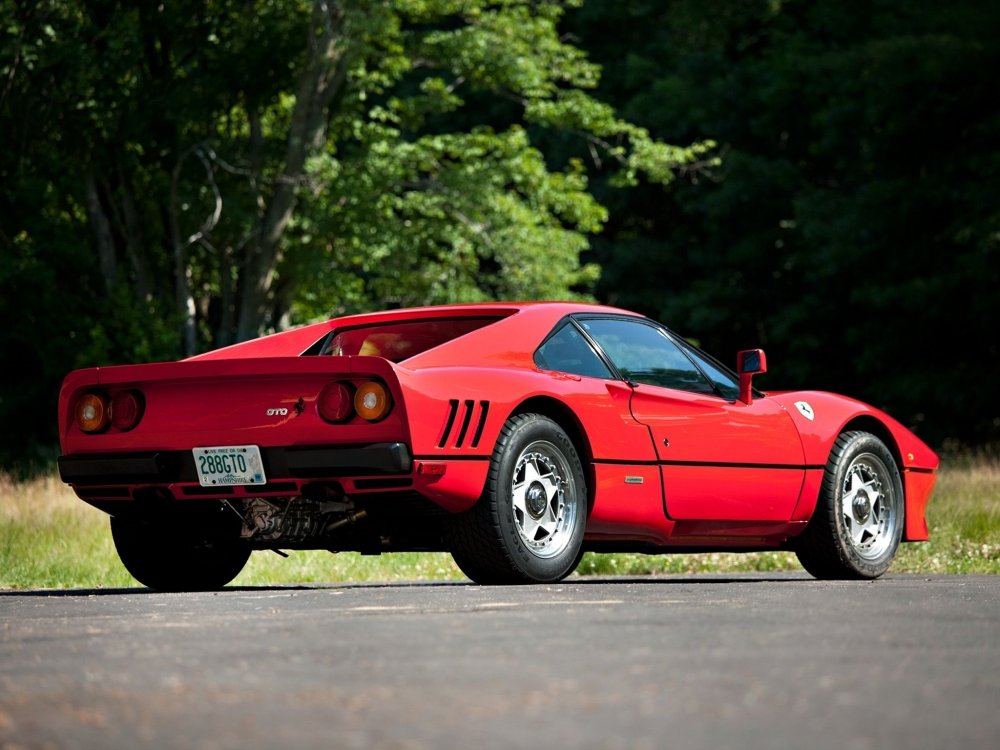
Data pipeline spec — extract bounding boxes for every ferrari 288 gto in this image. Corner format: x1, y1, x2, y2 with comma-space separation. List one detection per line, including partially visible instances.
57, 302, 939, 589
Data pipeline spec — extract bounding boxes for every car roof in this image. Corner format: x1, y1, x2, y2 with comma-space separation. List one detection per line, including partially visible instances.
189, 301, 642, 362
394, 302, 643, 369
323, 301, 635, 327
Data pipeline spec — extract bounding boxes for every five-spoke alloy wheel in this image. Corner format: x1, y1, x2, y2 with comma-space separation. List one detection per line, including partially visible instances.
510, 443, 578, 559
795, 431, 904, 579
448, 413, 587, 584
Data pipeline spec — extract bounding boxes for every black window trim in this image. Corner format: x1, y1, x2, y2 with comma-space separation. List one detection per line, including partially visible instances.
563, 313, 745, 402
533, 317, 616, 380
671, 335, 750, 401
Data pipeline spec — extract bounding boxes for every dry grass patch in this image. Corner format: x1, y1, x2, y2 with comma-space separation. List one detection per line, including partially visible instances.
1, 453, 997, 590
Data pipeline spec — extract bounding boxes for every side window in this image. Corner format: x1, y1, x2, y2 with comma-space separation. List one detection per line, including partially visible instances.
580, 318, 717, 395
682, 345, 740, 401
534, 323, 613, 380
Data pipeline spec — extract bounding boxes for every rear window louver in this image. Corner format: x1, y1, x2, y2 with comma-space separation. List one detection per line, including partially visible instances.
438, 399, 490, 449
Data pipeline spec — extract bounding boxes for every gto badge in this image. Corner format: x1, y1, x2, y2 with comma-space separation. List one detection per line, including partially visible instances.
266, 408, 289, 417
793, 401, 815, 421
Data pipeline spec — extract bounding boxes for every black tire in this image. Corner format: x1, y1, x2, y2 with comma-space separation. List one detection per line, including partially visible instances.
795, 431, 905, 580
448, 413, 588, 584
110, 510, 251, 591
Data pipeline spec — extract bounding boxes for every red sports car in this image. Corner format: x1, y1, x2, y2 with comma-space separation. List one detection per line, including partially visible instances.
57, 302, 938, 589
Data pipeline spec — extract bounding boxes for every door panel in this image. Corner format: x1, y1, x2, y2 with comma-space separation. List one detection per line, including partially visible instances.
629, 386, 806, 521
660, 465, 806, 521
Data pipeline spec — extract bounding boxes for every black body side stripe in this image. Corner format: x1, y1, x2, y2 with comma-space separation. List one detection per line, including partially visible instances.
593, 458, 824, 471
659, 460, 824, 471
413, 454, 491, 462
417, 455, 824, 470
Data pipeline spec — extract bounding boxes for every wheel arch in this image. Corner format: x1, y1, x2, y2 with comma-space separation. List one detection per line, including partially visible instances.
838, 415, 918, 540
839, 415, 904, 477
508, 396, 595, 512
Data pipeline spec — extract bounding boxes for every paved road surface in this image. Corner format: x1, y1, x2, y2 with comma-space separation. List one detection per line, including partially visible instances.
2, 574, 998, 749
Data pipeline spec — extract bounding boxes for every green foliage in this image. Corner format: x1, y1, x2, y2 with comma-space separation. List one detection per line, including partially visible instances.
2, 0, 998, 466
295, 126, 605, 317
1, 0, 708, 467
2, 0, 702, 343
569, 0, 1000, 446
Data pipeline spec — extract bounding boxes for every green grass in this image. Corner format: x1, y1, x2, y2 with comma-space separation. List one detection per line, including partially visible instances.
1, 454, 997, 590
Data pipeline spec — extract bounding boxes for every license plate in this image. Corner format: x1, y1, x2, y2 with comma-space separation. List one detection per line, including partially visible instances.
193, 445, 266, 487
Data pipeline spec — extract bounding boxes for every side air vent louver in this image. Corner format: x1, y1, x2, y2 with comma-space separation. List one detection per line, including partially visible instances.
438, 399, 490, 449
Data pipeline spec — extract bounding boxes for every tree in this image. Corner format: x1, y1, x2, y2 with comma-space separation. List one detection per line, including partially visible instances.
566, 0, 1000, 446
3, 0, 711, 351
0, 0, 711, 465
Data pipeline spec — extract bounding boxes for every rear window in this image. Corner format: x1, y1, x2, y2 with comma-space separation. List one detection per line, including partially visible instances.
314, 317, 500, 362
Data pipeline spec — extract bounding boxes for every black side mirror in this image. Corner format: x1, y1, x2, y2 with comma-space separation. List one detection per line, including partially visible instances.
736, 348, 767, 404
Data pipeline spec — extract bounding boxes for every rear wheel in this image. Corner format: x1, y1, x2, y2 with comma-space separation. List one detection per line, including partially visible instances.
110, 509, 250, 591
795, 431, 904, 579
448, 414, 587, 584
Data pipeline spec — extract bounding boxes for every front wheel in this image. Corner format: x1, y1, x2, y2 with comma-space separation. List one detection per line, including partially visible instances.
111, 510, 250, 591
795, 431, 904, 579
448, 414, 588, 584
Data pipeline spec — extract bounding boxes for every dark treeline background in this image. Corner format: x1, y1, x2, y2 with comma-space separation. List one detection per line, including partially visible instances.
568, 0, 999, 452
1, 0, 997, 469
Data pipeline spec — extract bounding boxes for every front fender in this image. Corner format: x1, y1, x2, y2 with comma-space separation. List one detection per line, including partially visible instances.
769, 391, 939, 540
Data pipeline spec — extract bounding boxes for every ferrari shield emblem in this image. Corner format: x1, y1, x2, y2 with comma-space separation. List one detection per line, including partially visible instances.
794, 401, 815, 421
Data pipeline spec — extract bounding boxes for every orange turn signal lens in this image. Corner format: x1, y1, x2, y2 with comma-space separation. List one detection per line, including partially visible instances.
354, 381, 392, 422
76, 393, 110, 433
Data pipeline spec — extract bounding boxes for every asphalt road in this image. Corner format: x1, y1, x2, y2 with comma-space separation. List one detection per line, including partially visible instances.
1, 574, 998, 750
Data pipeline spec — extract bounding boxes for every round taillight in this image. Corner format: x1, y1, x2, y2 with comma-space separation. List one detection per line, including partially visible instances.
111, 390, 144, 431
318, 381, 355, 423
76, 393, 110, 433
355, 381, 392, 422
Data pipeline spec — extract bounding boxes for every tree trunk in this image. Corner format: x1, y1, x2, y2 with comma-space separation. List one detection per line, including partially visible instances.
117, 164, 154, 304
235, 0, 352, 341
216, 242, 235, 347
83, 172, 118, 295
169, 161, 198, 358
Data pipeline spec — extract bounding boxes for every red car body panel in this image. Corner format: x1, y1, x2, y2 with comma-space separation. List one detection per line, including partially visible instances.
765, 390, 939, 540
57, 302, 938, 554
629, 386, 806, 522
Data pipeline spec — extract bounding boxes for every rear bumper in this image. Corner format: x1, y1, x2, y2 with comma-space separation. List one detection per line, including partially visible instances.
58, 442, 412, 487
